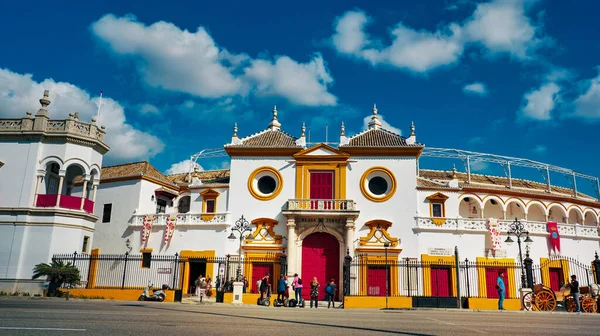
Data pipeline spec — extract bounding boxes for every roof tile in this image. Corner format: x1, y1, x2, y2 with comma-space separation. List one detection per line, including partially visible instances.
341, 128, 422, 147
226, 129, 301, 148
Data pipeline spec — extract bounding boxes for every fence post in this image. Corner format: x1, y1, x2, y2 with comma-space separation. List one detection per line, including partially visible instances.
454, 246, 461, 309
593, 252, 600, 284
172, 253, 179, 289
465, 258, 471, 298
121, 252, 129, 289
225, 254, 231, 288
279, 250, 287, 278
406, 258, 411, 297
72, 251, 77, 266
524, 250, 534, 289
343, 248, 351, 297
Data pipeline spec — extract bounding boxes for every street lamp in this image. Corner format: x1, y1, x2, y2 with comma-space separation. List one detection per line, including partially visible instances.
504, 218, 533, 289
384, 242, 390, 309
228, 215, 252, 280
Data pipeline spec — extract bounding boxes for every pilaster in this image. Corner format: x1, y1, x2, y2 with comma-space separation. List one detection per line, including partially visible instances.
286, 217, 297, 276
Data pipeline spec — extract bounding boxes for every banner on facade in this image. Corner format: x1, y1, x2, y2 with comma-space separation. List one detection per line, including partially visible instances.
487, 218, 502, 251
142, 215, 154, 245
547, 221, 560, 253
164, 215, 176, 245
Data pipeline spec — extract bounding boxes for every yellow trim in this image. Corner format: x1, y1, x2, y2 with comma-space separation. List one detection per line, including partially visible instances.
200, 189, 220, 221
344, 296, 412, 309
61, 288, 175, 302
140, 248, 153, 268
359, 220, 399, 247
427, 192, 448, 226
540, 258, 570, 288
87, 248, 100, 289
475, 257, 516, 298
468, 298, 521, 311
245, 218, 283, 245
293, 144, 349, 200
358, 254, 399, 296
359, 166, 397, 202
140, 248, 153, 252
180, 250, 217, 295
248, 166, 283, 201
243, 252, 281, 293
421, 254, 456, 297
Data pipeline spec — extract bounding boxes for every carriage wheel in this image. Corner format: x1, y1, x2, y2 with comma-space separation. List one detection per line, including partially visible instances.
534, 291, 557, 311
582, 298, 597, 313
566, 298, 577, 312
522, 292, 534, 311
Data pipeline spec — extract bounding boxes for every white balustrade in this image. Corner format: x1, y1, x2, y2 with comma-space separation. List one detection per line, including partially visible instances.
286, 199, 357, 211
130, 212, 230, 226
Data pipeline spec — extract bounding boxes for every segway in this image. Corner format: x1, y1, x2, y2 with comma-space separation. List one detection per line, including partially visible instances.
257, 286, 271, 306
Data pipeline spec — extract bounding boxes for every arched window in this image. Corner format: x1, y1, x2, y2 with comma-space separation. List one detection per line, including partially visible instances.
178, 196, 191, 214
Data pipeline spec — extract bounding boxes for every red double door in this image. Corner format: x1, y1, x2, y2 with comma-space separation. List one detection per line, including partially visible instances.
485, 267, 509, 298
431, 267, 452, 297
310, 172, 334, 209
301, 232, 340, 301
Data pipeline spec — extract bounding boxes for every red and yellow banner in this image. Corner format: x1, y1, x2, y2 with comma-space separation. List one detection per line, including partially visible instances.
547, 221, 560, 253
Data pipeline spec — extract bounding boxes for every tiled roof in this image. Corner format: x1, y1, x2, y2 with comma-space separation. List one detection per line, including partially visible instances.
418, 169, 597, 201
92, 161, 177, 188
225, 129, 301, 148
341, 128, 423, 147
167, 169, 230, 186
417, 177, 457, 189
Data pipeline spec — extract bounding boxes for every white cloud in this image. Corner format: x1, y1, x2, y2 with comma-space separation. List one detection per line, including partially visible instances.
533, 145, 547, 154
165, 159, 203, 175
139, 103, 159, 114
519, 82, 560, 121
463, 82, 488, 96
571, 72, 600, 121
468, 136, 484, 145
362, 114, 402, 135
91, 14, 336, 107
0, 68, 164, 161
330, 1, 547, 73
470, 161, 489, 172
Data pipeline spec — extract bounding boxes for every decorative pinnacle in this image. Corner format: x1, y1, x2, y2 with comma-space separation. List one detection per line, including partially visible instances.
233, 122, 238, 137
36, 90, 51, 116
340, 121, 346, 136
301, 122, 306, 137
368, 103, 382, 129
373, 104, 378, 115
452, 164, 457, 178
268, 105, 281, 130
410, 121, 416, 136
272, 105, 278, 119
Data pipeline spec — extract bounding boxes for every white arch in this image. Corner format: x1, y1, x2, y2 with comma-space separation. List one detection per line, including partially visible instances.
567, 206, 584, 225
505, 198, 527, 213
526, 200, 548, 217
458, 194, 484, 209
482, 195, 506, 211
548, 203, 568, 223
296, 227, 344, 283
89, 164, 101, 179
39, 156, 64, 172
63, 158, 91, 176
583, 209, 599, 226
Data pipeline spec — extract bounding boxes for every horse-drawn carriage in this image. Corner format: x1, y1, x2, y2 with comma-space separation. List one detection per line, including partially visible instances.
522, 283, 599, 312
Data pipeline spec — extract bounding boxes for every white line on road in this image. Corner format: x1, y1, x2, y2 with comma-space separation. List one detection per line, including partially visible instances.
0, 327, 86, 331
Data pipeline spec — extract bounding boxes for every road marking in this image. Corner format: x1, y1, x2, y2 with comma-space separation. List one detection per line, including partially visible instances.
0, 327, 86, 331
421, 316, 486, 334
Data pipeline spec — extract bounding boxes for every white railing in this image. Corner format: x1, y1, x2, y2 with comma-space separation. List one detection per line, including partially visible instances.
415, 217, 599, 238
130, 212, 230, 226
286, 199, 357, 211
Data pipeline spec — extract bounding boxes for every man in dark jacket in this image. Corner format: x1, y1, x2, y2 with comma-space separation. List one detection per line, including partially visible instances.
259, 274, 270, 299
569, 275, 580, 312
277, 275, 287, 302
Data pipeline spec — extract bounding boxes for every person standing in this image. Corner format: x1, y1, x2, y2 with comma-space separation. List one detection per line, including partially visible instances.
496, 271, 505, 310
310, 277, 320, 308
292, 273, 303, 306
259, 274, 270, 300
277, 275, 287, 302
242, 276, 248, 293
325, 279, 336, 308
569, 275, 580, 312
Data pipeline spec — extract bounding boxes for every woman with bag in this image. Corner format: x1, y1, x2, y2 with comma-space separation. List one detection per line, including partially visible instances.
310, 277, 320, 308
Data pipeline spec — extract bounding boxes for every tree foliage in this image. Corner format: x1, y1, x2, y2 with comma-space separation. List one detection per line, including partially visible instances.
32, 260, 80, 295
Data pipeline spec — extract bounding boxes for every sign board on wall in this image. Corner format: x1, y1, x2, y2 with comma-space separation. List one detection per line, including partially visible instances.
485, 249, 507, 258
428, 248, 453, 256
157, 268, 172, 274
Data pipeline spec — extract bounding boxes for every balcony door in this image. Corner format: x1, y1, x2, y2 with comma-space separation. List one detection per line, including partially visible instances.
310, 171, 334, 210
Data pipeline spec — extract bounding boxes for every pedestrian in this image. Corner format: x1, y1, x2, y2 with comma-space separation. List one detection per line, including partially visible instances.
242, 276, 248, 293
568, 275, 580, 312
196, 274, 206, 302
205, 277, 212, 298
325, 278, 336, 308
496, 271, 505, 310
215, 275, 221, 292
260, 274, 270, 300
277, 275, 287, 302
292, 273, 303, 306
310, 277, 319, 308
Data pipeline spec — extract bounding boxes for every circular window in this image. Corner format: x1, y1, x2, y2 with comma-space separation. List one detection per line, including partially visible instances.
257, 176, 276, 194
360, 167, 396, 202
248, 167, 283, 201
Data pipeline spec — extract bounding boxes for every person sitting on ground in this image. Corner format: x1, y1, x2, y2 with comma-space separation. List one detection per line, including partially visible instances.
277, 275, 287, 302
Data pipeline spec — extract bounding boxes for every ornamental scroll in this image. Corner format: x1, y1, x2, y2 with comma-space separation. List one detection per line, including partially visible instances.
487, 218, 502, 251
164, 215, 176, 245
141, 215, 155, 245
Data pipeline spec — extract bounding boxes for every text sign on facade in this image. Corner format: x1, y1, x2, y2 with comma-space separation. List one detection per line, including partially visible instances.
428, 248, 453, 256
157, 268, 172, 274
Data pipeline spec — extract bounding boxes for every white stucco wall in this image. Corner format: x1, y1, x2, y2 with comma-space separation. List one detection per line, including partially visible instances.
0, 141, 41, 208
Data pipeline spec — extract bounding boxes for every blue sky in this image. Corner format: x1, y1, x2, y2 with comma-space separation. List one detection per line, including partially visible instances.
0, 0, 599, 193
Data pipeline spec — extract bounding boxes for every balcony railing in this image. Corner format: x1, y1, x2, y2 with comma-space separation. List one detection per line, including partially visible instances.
36, 194, 95, 214
130, 212, 231, 226
415, 217, 599, 238
286, 199, 357, 211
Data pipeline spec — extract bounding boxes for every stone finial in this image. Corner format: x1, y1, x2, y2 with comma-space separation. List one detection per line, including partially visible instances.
406, 120, 417, 145
233, 123, 238, 138
452, 164, 457, 179
301, 122, 306, 137
340, 121, 346, 136
36, 90, 51, 117
367, 103, 382, 129
410, 121, 416, 136
25, 111, 32, 118
268, 105, 281, 130
91, 117, 97, 124
74, 112, 79, 120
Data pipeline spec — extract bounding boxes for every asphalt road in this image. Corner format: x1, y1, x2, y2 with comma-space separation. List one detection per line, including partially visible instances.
0, 297, 599, 336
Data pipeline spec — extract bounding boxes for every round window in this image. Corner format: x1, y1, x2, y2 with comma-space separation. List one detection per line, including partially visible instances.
368, 176, 388, 195
257, 175, 277, 194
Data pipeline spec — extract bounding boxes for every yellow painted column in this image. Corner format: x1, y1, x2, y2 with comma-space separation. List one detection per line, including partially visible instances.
87, 248, 100, 289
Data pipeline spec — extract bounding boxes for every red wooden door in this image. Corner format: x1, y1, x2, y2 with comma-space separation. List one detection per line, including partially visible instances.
485, 267, 508, 298
310, 172, 334, 209
367, 266, 387, 296
549, 268, 563, 292
252, 264, 273, 294
301, 232, 340, 301
431, 267, 451, 297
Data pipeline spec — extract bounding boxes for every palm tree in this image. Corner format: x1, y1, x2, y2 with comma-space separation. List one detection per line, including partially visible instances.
32, 260, 81, 296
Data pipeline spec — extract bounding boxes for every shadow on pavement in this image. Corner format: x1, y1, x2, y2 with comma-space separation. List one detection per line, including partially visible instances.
134, 304, 435, 336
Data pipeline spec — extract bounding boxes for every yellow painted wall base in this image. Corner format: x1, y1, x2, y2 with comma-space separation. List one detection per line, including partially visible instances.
59, 289, 175, 302
344, 296, 412, 309
468, 298, 520, 311
223, 292, 279, 305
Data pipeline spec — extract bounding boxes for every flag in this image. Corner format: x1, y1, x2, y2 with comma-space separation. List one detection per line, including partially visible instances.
547, 222, 560, 253
487, 218, 502, 251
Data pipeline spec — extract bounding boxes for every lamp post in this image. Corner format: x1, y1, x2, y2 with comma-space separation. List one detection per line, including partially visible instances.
504, 218, 533, 289
384, 242, 390, 309
228, 215, 252, 280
